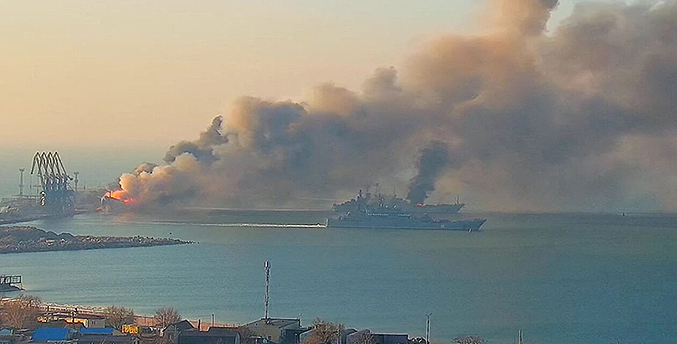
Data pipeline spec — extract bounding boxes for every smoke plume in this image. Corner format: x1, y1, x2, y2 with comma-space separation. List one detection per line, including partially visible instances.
407, 141, 451, 204
112, 0, 677, 211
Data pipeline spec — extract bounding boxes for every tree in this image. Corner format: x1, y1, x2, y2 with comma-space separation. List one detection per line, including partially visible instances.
301, 319, 344, 344
104, 306, 135, 330
0, 295, 41, 329
352, 332, 375, 344
154, 307, 181, 329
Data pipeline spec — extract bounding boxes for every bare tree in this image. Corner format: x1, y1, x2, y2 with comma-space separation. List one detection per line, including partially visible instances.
104, 305, 135, 330
452, 336, 485, 344
0, 295, 41, 329
301, 319, 344, 344
352, 332, 375, 344
154, 307, 181, 329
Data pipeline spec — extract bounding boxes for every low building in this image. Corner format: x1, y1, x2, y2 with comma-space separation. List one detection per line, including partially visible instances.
370, 333, 408, 344
245, 318, 302, 344
40, 313, 106, 329
0, 329, 25, 344
346, 330, 407, 344
163, 320, 196, 344
72, 315, 106, 329
78, 335, 137, 344
177, 327, 240, 344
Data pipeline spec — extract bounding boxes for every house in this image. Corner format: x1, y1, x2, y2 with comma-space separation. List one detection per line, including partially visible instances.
177, 327, 240, 344
346, 331, 407, 344
245, 318, 302, 344
0, 329, 25, 344
40, 313, 105, 329
163, 320, 196, 344
71, 315, 106, 329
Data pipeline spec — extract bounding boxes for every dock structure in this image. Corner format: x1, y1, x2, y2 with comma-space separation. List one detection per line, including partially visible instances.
0, 275, 22, 291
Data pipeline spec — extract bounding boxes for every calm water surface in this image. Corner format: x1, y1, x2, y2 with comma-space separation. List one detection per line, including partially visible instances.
1, 211, 676, 344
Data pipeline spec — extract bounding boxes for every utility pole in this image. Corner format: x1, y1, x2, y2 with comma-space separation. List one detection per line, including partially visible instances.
264, 261, 271, 320
73, 171, 79, 192
425, 313, 432, 344
18, 168, 25, 198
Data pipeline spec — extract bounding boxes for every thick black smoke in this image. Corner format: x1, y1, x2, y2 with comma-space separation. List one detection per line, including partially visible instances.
115, 0, 677, 211
407, 141, 450, 204
164, 117, 228, 165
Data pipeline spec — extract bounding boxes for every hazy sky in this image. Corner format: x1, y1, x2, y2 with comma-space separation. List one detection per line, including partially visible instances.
0, 0, 632, 204
0, 0, 588, 149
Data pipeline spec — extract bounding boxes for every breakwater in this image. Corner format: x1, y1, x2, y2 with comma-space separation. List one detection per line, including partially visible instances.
0, 225, 192, 254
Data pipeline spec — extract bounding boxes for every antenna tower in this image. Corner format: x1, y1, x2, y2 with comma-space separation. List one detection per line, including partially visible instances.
18, 168, 25, 197
264, 261, 271, 320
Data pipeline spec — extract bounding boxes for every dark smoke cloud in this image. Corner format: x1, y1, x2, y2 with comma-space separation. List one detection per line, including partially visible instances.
164, 116, 228, 165
407, 141, 450, 204
115, 0, 677, 211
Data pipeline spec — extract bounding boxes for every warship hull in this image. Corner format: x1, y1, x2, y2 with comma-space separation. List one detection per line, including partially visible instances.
326, 216, 486, 231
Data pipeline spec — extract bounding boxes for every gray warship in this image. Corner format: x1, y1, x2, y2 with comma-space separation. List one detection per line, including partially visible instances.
332, 190, 464, 214
328, 190, 485, 231
326, 208, 485, 231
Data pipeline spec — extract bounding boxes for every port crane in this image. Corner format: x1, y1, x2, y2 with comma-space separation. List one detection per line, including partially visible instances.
30, 152, 74, 214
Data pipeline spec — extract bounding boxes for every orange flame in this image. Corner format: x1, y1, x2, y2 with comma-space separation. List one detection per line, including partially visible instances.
105, 190, 134, 205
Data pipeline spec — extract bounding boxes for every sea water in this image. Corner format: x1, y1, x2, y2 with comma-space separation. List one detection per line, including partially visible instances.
1, 211, 676, 344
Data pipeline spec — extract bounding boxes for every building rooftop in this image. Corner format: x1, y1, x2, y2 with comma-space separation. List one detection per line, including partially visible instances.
32, 328, 72, 342
48, 313, 105, 321
78, 335, 135, 344
246, 318, 300, 329
79, 328, 114, 336
178, 327, 240, 344
167, 320, 195, 332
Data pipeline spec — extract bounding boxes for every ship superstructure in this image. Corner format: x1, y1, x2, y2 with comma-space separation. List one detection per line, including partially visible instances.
332, 190, 465, 215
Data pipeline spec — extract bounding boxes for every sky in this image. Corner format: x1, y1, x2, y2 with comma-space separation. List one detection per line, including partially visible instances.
0, 0, 586, 149
4, 0, 669, 212
0, 0, 582, 193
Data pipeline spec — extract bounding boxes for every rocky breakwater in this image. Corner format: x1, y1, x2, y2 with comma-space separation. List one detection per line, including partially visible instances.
0, 226, 192, 254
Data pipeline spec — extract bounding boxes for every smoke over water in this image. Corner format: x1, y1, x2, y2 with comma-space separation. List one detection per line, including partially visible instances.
407, 141, 450, 205
112, 0, 677, 211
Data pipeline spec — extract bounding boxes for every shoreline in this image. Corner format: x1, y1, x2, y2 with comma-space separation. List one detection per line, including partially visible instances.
0, 297, 238, 330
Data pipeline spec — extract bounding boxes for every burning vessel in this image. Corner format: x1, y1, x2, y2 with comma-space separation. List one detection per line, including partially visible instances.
99, 191, 133, 213
332, 190, 465, 214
